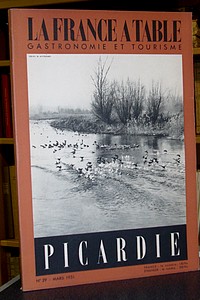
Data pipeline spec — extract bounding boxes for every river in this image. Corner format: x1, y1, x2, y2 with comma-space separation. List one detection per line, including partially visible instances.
29, 119, 186, 238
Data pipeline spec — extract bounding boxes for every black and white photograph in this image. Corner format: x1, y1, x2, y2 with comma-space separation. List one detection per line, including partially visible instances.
27, 53, 186, 238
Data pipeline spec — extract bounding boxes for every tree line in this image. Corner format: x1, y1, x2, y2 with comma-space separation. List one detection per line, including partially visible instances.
90, 57, 183, 131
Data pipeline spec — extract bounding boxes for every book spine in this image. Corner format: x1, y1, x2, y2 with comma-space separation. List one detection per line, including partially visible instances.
0, 17, 9, 60
9, 255, 20, 279
0, 153, 6, 240
0, 94, 3, 137
194, 60, 200, 135
1, 74, 13, 138
6, 251, 20, 281
0, 154, 9, 285
9, 165, 19, 240
6, 252, 11, 281
192, 19, 200, 48
0, 28, 7, 60
2, 165, 14, 239
197, 171, 200, 244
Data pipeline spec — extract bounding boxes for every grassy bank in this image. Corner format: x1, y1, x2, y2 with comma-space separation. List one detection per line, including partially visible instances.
50, 113, 184, 140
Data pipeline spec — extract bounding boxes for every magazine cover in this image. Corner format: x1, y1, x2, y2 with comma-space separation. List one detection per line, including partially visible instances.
9, 9, 199, 291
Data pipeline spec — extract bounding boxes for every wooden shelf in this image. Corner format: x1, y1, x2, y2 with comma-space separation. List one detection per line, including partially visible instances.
193, 48, 200, 55
0, 239, 19, 247
197, 136, 200, 144
0, 138, 14, 145
0, 0, 88, 9
0, 60, 10, 67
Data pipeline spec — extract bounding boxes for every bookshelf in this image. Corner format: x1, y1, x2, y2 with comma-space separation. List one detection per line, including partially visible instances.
193, 46, 200, 171
0, 0, 92, 287
0, 0, 200, 288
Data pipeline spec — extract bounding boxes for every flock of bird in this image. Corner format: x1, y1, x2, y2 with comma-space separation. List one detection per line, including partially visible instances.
32, 128, 183, 182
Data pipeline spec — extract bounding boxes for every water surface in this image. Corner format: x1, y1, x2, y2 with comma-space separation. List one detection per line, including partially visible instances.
30, 120, 186, 238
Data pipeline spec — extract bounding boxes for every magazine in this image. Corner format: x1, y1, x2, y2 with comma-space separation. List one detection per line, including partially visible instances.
9, 8, 199, 291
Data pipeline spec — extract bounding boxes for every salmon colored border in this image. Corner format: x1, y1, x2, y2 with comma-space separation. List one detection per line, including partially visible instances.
8, 9, 199, 291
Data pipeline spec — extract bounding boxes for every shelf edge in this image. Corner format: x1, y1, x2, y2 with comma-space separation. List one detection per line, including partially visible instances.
0, 60, 10, 67
0, 239, 20, 247
0, 138, 14, 145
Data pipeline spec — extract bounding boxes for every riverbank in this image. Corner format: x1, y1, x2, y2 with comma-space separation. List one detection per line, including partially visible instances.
49, 113, 183, 140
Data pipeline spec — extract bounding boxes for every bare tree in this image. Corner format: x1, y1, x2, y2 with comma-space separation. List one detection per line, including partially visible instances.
132, 79, 145, 122
146, 81, 165, 125
166, 89, 183, 115
114, 79, 134, 126
91, 57, 115, 125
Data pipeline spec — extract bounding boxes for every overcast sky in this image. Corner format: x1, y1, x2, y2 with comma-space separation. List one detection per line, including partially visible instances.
27, 54, 183, 110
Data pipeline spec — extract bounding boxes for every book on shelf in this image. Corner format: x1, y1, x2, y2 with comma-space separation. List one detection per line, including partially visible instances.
2, 164, 14, 239
0, 94, 3, 138
0, 156, 18, 241
6, 248, 20, 281
194, 59, 200, 135
9, 8, 199, 292
0, 155, 13, 287
192, 19, 200, 49
9, 165, 19, 240
197, 171, 200, 244
0, 153, 6, 240
0, 23, 9, 60
0, 73, 13, 138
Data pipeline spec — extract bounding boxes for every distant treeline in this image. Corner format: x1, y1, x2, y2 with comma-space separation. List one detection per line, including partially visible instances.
30, 107, 90, 119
